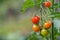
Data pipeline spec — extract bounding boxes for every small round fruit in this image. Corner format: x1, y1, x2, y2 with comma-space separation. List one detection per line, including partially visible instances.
32, 24, 41, 32
32, 15, 40, 24
36, 15, 40, 20
41, 29, 48, 36
44, 1, 51, 7
44, 21, 52, 29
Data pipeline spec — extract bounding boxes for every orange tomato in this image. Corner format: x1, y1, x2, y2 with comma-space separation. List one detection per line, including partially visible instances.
44, 1, 51, 7
44, 21, 52, 29
32, 24, 41, 32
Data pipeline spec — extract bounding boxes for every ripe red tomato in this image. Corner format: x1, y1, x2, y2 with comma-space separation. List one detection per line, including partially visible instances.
32, 15, 40, 24
32, 24, 41, 32
44, 1, 51, 7
44, 21, 52, 29
36, 15, 40, 20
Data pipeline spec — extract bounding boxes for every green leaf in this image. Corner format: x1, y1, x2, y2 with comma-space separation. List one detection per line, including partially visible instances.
48, 12, 60, 18
35, 0, 41, 7
29, 1, 34, 8
54, 3, 58, 6
49, 3, 60, 10
54, 3, 60, 8
21, 0, 34, 13
21, 0, 29, 12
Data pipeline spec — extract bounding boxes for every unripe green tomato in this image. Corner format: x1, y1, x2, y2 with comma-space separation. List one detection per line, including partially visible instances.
40, 29, 48, 37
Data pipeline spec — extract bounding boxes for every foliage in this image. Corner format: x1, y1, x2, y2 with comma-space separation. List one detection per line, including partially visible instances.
21, 0, 60, 40
49, 12, 60, 18
21, 0, 42, 13
27, 32, 38, 40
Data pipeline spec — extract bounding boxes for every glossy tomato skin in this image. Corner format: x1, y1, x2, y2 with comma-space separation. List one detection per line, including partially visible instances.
32, 15, 40, 24
36, 15, 40, 20
44, 21, 52, 29
44, 1, 51, 7
32, 24, 41, 32
41, 29, 48, 36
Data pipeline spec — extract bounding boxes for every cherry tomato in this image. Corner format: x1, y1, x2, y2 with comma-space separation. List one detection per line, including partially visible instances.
41, 29, 48, 36
32, 15, 40, 24
44, 21, 52, 29
36, 15, 40, 20
44, 1, 51, 7
32, 24, 41, 32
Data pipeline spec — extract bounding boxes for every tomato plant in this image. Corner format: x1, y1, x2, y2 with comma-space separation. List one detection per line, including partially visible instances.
21, 0, 60, 40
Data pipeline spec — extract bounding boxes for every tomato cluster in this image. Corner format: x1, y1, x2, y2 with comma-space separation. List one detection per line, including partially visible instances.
31, 15, 52, 36
31, 1, 52, 37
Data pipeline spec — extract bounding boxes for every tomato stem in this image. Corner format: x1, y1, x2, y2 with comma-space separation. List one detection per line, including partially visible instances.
40, 0, 45, 28
51, 0, 54, 40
